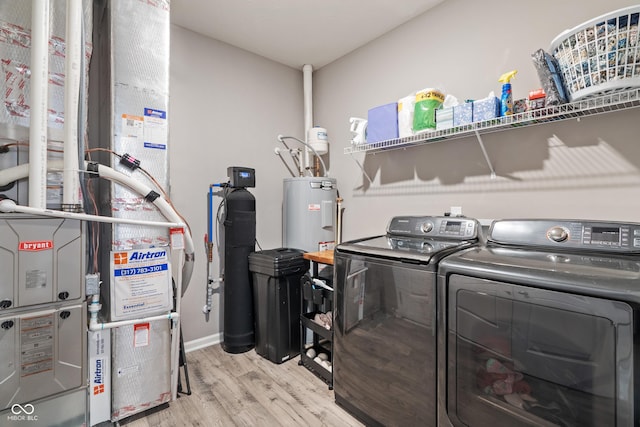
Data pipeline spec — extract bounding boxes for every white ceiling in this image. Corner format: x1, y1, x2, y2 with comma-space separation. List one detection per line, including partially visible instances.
170, 0, 444, 70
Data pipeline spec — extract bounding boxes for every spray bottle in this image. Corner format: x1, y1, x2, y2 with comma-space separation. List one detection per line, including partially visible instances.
498, 70, 517, 116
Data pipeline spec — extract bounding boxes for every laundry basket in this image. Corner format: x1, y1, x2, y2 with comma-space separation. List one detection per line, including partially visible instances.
550, 6, 640, 101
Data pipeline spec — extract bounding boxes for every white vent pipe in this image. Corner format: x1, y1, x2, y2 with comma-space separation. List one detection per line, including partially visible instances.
303, 64, 313, 171
28, 0, 50, 209
0, 160, 196, 295
63, 0, 82, 208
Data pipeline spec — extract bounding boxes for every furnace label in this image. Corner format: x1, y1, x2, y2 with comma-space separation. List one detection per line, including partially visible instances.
111, 248, 172, 319
20, 314, 54, 377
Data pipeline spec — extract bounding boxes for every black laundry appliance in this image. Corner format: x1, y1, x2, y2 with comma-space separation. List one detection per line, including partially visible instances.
333, 216, 481, 427
437, 218, 640, 427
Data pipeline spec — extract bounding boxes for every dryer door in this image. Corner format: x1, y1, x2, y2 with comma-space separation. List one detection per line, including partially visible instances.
446, 274, 634, 427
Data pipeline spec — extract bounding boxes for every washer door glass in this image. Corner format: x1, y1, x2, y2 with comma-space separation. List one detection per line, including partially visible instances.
447, 274, 633, 427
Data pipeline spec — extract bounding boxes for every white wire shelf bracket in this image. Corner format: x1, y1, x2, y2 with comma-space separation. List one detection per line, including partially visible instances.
344, 87, 640, 155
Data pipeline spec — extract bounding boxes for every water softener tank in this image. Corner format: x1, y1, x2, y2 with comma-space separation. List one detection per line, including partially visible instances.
283, 177, 337, 253
222, 188, 256, 353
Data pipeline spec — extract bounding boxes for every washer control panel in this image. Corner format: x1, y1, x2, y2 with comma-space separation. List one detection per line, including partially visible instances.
387, 216, 478, 240
489, 219, 640, 253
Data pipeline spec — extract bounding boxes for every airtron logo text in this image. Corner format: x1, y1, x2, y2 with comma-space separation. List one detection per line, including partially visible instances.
94, 359, 103, 385
129, 250, 166, 261
7, 403, 38, 421
114, 250, 167, 265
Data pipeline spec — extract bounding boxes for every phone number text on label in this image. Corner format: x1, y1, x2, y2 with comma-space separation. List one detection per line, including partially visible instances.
114, 264, 168, 277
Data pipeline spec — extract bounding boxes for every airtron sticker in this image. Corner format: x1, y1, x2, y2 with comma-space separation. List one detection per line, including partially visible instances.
19, 241, 53, 251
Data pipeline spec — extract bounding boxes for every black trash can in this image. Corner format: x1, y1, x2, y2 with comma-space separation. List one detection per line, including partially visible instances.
249, 248, 309, 363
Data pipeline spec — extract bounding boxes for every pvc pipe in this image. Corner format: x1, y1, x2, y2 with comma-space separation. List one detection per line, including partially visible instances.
336, 196, 343, 244
29, 0, 50, 209
0, 160, 195, 294
0, 199, 184, 228
88, 310, 179, 331
87, 163, 196, 294
63, 0, 82, 207
0, 163, 30, 185
303, 64, 313, 172
76, 2, 88, 209
207, 185, 213, 244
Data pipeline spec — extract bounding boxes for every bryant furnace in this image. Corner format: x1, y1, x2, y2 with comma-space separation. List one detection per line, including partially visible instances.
333, 216, 481, 426
438, 219, 640, 427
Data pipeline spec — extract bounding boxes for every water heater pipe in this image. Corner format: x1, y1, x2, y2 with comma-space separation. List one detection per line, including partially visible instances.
278, 135, 327, 177
63, 0, 82, 208
28, 0, 50, 209
303, 64, 313, 172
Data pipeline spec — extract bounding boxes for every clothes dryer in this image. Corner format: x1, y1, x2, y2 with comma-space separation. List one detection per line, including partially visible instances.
333, 215, 481, 427
437, 219, 640, 427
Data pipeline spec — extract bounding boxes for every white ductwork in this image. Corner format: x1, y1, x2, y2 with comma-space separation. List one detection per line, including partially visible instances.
63, 0, 82, 208
303, 64, 313, 170
28, 0, 50, 209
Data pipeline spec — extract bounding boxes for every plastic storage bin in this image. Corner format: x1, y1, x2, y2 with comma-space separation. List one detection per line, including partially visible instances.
367, 102, 399, 143
550, 6, 640, 101
249, 248, 309, 364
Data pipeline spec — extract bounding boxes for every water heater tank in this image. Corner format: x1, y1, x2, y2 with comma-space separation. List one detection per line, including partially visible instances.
283, 177, 336, 253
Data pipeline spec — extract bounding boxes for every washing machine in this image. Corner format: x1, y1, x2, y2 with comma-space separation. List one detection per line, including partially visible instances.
437, 219, 640, 427
333, 215, 481, 427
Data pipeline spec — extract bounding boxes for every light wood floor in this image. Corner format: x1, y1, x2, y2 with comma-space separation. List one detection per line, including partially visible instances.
119, 344, 364, 427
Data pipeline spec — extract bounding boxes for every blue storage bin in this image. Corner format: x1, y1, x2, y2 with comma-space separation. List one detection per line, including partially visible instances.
367, 102, 399, 143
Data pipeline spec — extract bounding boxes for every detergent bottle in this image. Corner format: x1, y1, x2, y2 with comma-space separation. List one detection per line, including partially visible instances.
498, 70, 517, 116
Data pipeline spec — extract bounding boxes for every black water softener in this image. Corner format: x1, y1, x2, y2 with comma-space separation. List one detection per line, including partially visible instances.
221, 167, 256, 353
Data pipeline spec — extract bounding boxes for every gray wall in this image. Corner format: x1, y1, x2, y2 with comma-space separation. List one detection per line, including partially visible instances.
316, 0, 640, 241
171, 1, 640, 346
169, 26, 303, 346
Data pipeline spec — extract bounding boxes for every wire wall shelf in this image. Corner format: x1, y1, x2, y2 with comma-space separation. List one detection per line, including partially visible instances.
344, 88, 640, 155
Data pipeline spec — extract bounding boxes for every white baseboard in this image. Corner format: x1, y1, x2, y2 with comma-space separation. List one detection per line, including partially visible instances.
184, 333, 222, 353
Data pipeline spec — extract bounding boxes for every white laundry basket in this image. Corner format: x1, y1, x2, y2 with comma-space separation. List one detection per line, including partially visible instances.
550, 6, 640, 101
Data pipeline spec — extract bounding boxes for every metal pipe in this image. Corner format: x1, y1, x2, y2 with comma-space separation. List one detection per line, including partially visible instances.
274, 147, 297, 178
278, 135, 328, 177
29, 0, 50, 209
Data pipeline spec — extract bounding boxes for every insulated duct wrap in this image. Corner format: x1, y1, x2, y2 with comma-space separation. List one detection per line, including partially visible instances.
109, 0, 170, 250
0, 0, 92, 207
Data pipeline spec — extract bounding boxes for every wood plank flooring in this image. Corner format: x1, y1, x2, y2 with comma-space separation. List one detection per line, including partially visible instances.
119, 344, 364, 427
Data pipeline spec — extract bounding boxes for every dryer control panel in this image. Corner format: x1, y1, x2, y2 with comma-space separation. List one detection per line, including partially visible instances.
489, 219, 640, 253
387, 216, 478, 240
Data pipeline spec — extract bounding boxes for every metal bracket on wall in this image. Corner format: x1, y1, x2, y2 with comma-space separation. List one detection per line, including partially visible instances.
474, 130, 496, 179
349, 152, 374, 185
